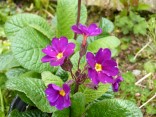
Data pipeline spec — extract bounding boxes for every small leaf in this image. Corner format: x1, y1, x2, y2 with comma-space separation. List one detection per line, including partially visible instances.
86, 99, 143, 117
6, 78, 55, 113
71, 92, 86, 117
41, 71, 63, 87
79, 83, 109, 103
52, 108, 70, 117
0, 52, 20, 71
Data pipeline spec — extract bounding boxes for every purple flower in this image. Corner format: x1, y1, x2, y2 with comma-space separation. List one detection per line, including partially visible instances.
71, 23, 102, 45
112, 76, 123, 92
86, 48, 119, 85
45, 83, 71, 110
41, 37, 75, 66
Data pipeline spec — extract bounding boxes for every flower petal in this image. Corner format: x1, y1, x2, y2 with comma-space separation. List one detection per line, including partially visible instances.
42, 45, 57, 57
52, 84, 62, 91
86, 52, 95, 68
95, 48, 111, 63
59, 37, 68, 51
55, 96, 64, 110
88, 68, 99, 85
102, 60, 119, 76
63, 84, 70, 94
71, 25, 83, 34
50, 57, 65, 66
41, 55, 56, 62
63, 95, 71, 108
51, 37, 61, 52
98, 72, 114, 84
63, 43, 75, 57
79, 23, 89, 35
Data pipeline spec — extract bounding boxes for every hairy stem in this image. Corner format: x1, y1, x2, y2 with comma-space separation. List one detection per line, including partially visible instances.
77, 56, 82, 71
74, 83, 79, 93
74, 0, 81, 40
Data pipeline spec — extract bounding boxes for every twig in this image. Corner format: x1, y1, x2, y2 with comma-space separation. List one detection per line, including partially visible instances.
74, 0, 81, 40
139, 93, 156, 108
135, 73, 152, 85
134, 40, 152, 60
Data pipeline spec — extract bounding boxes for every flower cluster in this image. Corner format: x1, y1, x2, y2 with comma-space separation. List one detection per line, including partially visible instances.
41, 23, 123, 110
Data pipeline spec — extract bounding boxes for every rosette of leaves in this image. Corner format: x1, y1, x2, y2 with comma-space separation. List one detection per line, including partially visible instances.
3, 0, 143, 116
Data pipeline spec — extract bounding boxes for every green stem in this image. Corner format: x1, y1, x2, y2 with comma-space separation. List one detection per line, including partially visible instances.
0, 89, 5, 117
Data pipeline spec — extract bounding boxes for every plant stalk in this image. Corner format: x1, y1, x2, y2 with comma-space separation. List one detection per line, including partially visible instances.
74, 0, 81, 40
0, 89, 5, 117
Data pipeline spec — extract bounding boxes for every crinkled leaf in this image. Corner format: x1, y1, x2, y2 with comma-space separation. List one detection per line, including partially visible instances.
9, 109, 49, 117
79, 83, 109, 103
85, 99, 143, 117
0, 52, 20, 71
55, 67, 68, 82
6, 78, 55, 113
71, 92, 86, 117
5, 68, 27, 79
57, 0, 87, 38
41, 71, 63, 87
88, 36, 120, 56
5, 13, 54, 40
52, 108, 69, 117
11, 27, 56, 73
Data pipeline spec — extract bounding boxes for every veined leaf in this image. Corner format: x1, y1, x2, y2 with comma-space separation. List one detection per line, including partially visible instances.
6, 78, 55, 113
85, 99, 143, 117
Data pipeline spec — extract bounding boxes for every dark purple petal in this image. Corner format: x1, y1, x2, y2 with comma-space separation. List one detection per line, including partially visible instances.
112, 83, 119, 92
41, 55, 56, 62
102, 60, 119, 76
59, 37, 68, 51
63, 84, 70, 94
63, 95, 71, 108
50, 57, 65, 66
116, 76, 123, 83
95, 48, 111, 63
63, 43, 75, 57
88, 68, 99, 85
42, 45, 57, 57
71, 25, 83, 34
88, 23, 97, 32
51, 37, 61, 52
86, 52, 95, 68
45, 84, 59, 103
51, 84, 62, 91
55, 96, 64, 110
79, 24, 89, 35
98, 72, 114, 84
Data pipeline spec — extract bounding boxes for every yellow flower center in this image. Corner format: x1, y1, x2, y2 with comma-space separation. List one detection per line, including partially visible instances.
95, 63, 102, 72
59, 90, 66, 96
56, 53, 63, 59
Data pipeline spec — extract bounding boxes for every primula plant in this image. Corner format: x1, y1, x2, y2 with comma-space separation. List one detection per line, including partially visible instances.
1, 0, 143, 116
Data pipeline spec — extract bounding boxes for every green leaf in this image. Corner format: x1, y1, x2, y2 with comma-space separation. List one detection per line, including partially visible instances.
11, 27, 56, 73
41, 71, 63, 87
5, 68, 27, 79
52, 108, 70, 117
0, 73, 7, 88
55, 67, 68, 82
5, 13, 54, 40
99, 17, 114, 33
9, 109, 49, 117
88, 36, 121, 56
6, 78, 55, 113
0, 52, 20, 71
144, 61, 155, 73
79, 83, 109, 104
71, 92, 85, 117
86, 99, 143, 117
56, 0, 87, 38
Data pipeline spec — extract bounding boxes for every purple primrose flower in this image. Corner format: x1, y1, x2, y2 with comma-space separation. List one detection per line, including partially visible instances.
112, 76, 123, 92
45, 83, 71, 110
41, 37, 75, 66
86, 48, 119, 85
71, 23, 102, 45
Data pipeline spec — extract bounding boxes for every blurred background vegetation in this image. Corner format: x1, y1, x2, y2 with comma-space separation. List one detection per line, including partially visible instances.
0, 0, 156, 117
